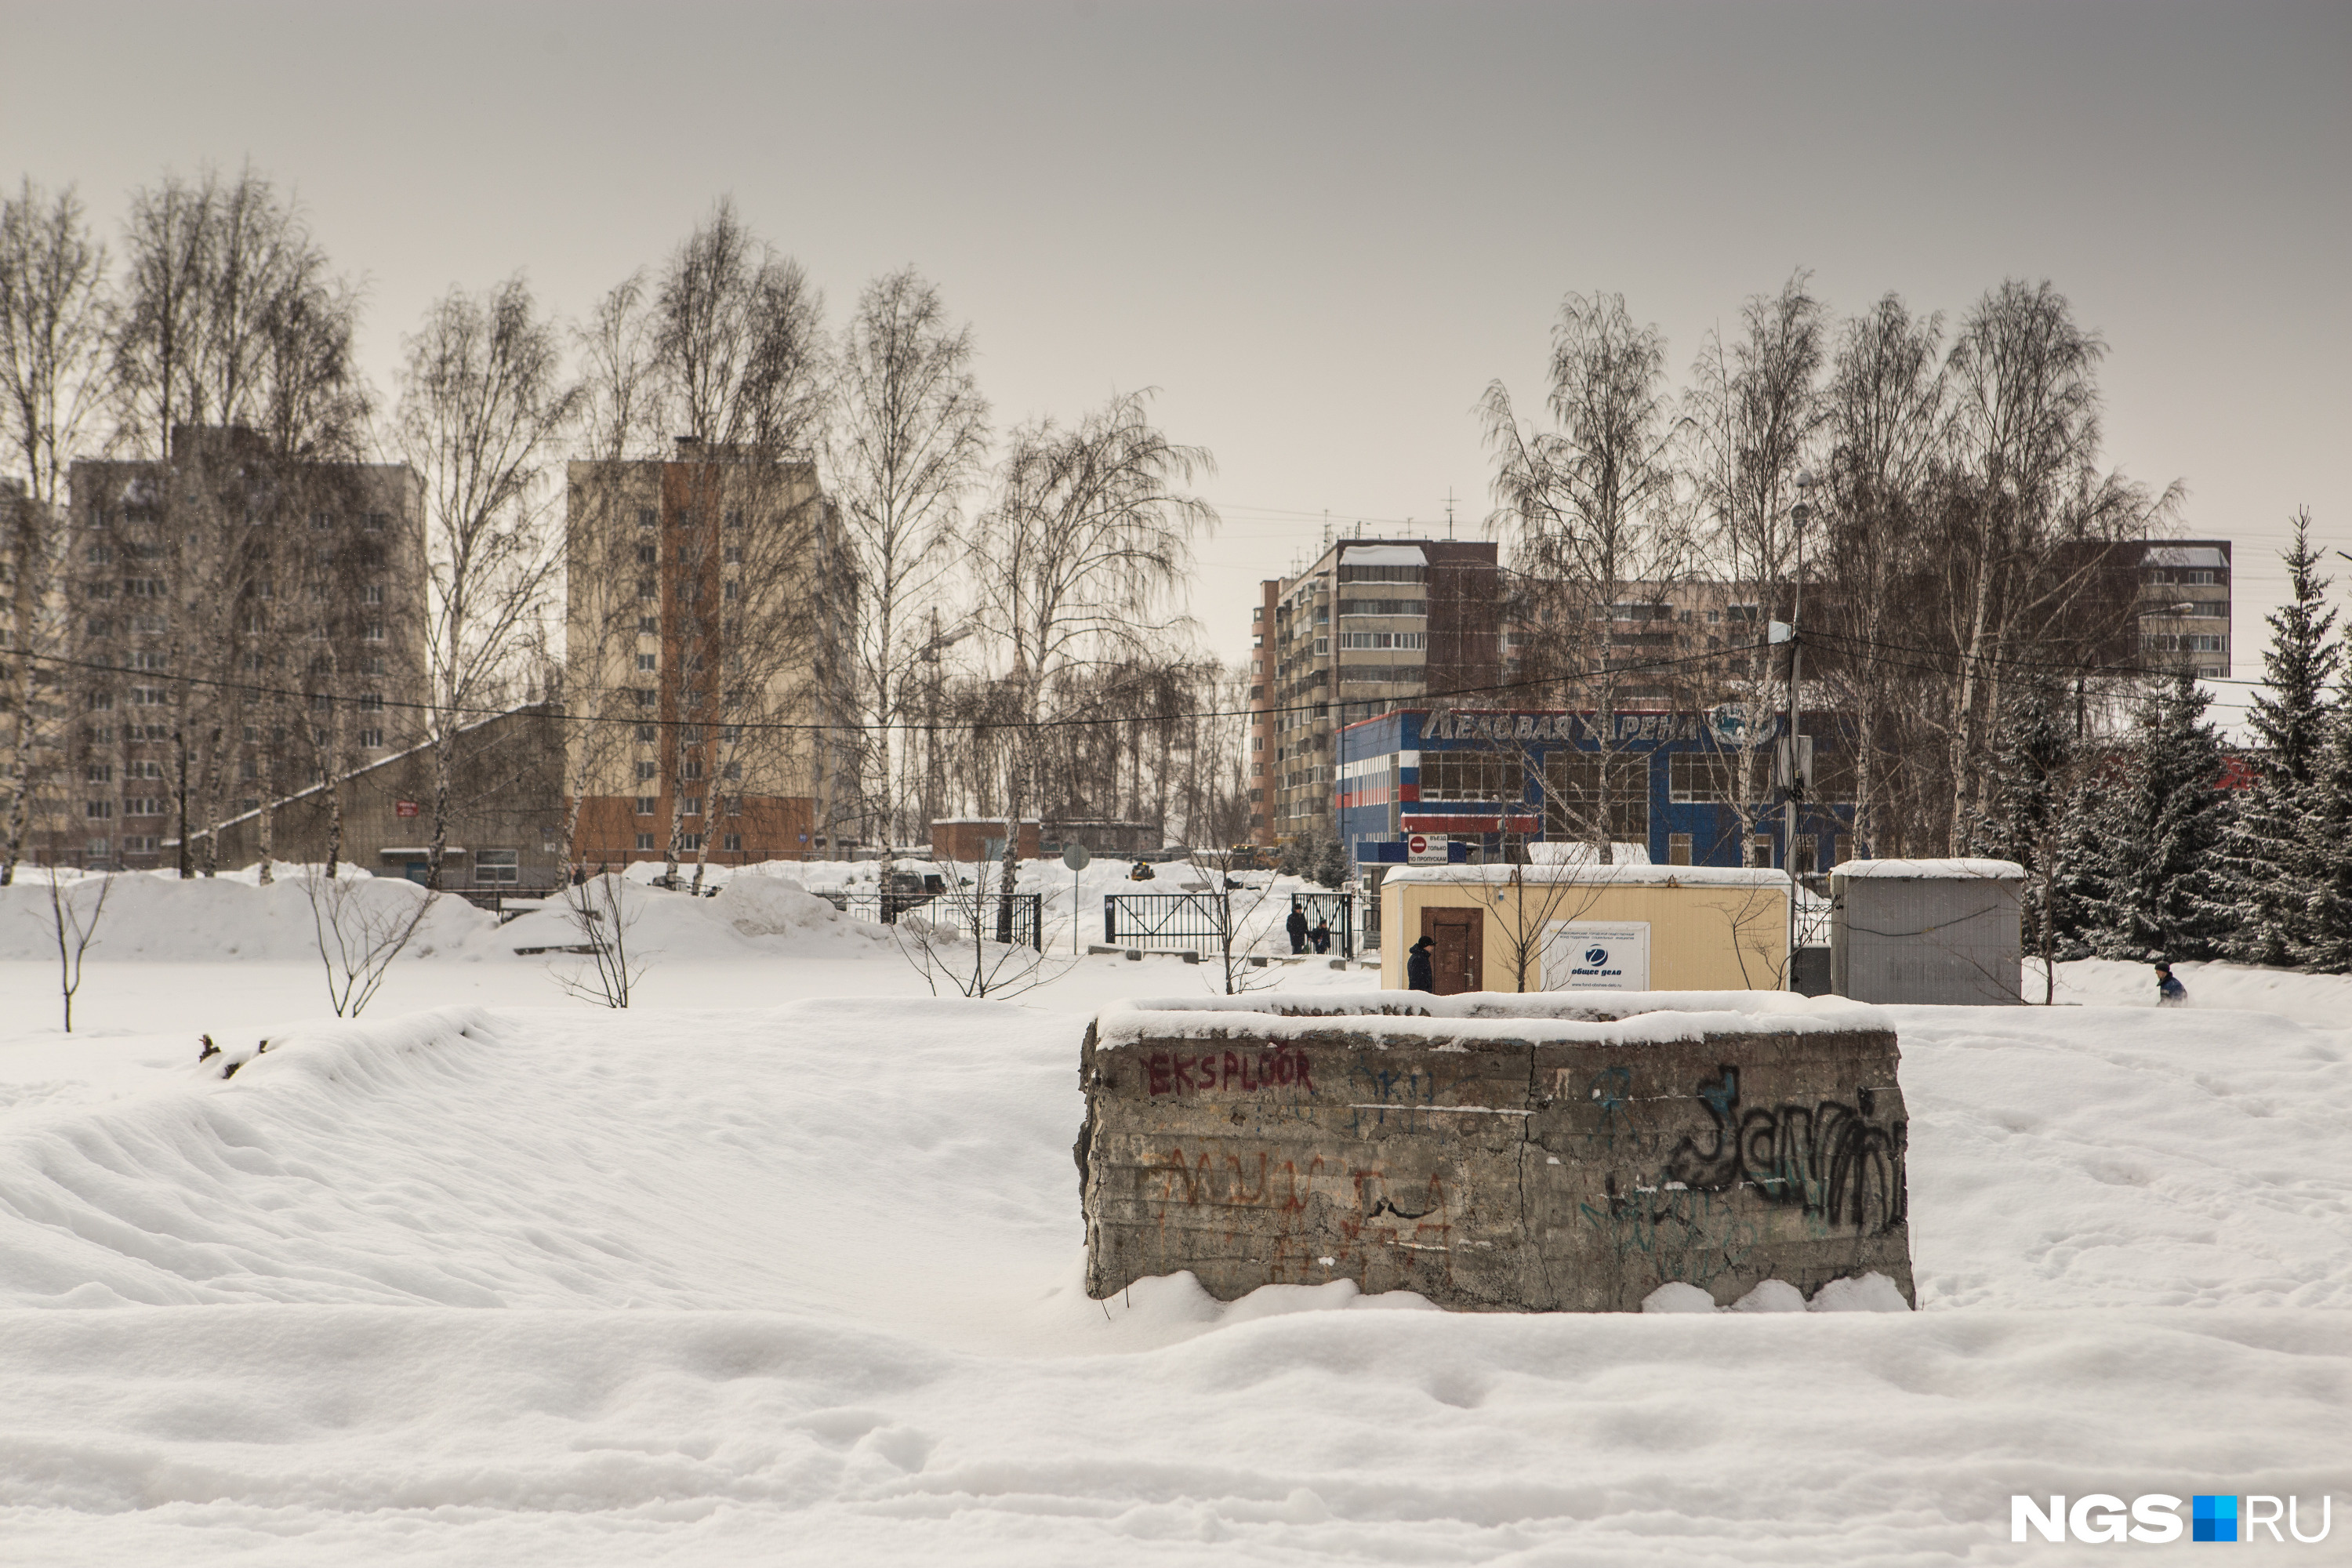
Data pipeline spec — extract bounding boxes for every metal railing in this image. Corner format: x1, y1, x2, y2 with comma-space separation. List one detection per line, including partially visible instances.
1104, 890, 1359, 959
830, 891, 1044, 950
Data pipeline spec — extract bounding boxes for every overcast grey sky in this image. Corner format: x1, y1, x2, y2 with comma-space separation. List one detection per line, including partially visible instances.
6, 1, 2346, 717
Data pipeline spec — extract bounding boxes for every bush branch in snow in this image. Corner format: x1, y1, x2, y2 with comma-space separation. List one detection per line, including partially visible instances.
301, 872, 433, 1017
553, 873, 645, 1008
42, 870, 112, 1031
892, 857, 1070, 1000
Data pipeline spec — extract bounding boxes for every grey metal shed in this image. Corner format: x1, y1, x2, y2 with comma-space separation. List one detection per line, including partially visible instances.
1829, 858, 2024, 1005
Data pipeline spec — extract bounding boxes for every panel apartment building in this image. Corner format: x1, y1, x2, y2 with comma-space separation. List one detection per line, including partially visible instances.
54, 426, 426, 872
1248, 537, 1499, 848
564, 441, 853, 867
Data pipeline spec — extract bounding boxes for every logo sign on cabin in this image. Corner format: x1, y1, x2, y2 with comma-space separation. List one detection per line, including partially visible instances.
1540, 921, 1651, 989
1406, 833, 1449, 865
394, 800, 420, 819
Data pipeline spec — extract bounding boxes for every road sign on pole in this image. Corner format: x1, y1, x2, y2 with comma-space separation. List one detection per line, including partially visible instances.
1407, 833, 1449, 866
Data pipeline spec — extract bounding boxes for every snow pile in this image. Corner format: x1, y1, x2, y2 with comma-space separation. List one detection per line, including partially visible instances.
0, 869, 495, 964
490, 874, 886, 959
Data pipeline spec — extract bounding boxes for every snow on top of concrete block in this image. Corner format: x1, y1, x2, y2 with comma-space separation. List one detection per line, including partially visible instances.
1340, 544, 1427, 565
1831, 858, 2024, 882
1094, 989, 1890, 1048
1377, 863, 1788, 890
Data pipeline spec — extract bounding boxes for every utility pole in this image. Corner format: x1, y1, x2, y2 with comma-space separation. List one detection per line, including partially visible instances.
1781, 473, 1813, 989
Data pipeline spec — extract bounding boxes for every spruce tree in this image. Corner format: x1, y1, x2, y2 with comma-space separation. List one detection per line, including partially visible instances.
2080, 672, 2237, 962
1973, 685, 2082, 979
2219, 514, 2339, 963
2293, 679, 2352, 972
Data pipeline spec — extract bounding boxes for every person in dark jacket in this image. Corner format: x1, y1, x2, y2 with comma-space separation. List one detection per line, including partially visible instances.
1286, 904, 1310, 953
1309, 918, 1331, 954
2154, 960, 2187, 1007
1406, 935, 1436, 993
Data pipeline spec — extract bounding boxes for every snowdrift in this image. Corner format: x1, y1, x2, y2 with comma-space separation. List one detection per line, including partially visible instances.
0, 869, 494, 964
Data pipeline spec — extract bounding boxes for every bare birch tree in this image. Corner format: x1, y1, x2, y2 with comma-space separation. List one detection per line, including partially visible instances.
392, 274, 579, 891
1483, 292, 1686, 863
0, 181, 111, 883
644, 201, 829, 890
829, 267, 987, 858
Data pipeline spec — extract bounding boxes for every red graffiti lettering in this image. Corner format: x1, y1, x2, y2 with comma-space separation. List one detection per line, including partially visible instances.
1224, 1051, 1242, 1091
1147, 1052, 1171, 1096
1174, 1056, 1194, 1094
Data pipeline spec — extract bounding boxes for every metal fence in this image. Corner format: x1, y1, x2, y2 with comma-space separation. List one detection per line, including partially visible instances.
832, 891, 1044, 950
1104, 890, 1359, 959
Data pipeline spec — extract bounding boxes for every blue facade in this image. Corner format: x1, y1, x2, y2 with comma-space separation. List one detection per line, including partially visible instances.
1338, 708, 1856, 869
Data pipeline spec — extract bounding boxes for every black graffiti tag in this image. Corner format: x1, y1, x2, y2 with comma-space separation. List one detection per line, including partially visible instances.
1663, 1065, 1907, 1234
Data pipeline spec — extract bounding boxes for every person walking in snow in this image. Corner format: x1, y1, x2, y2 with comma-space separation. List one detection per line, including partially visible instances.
1287, 902, 1310, 953
1406, 935, 1436, 993
2154, 960, 2187, 1007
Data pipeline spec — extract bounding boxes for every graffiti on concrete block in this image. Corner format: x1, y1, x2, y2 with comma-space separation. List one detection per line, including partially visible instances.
1578, 1179, 1761, 1288
1145, 1043, 1316, 1096
1662, 1065, 1907, 1233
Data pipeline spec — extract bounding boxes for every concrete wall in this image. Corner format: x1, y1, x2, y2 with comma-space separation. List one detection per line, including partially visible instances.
1080, 993, 1915, 1312
1377, 866, 1791, 993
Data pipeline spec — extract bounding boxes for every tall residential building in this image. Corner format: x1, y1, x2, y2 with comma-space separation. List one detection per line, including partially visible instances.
564, 441, 851, 867
56, 426, 426, 872
1250, 537, 1500, 848
2133, 539, 2234, 680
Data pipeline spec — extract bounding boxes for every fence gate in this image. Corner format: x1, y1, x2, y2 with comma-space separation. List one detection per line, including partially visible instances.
835, 891, 1044, 950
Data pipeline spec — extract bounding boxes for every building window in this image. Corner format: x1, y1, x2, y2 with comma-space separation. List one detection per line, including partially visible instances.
636, 761, 659, 782
1420, 754, 1523, 801
679, 833, 702, 851
722, 580, 740, 601
359, 728, 383, 748
132, 686, 168, 706
358, 692, 383, 711
637, 724, 658, 741
1337, 630, 1426, 651
634, 688, 656, 706
638, 509, 657, 530
724, 510, 742, 530
1668, 753, 1732, 804
637, 545, 659, 564
635, 833, 656, 851
724, 545, 743, 564
86, 764, 113, 783
86, 837, 111, 855
721, 760, 741, 780
476, 849, 519, 885
365, 622, 385, 641
636, 796, 657, 815
363, 512, 387, 532
639, 616, 659, 633
723, 833, 742, 852
724, 796, 742, 816
124, 797, 167, 817
681, 797, 702, 817
1747, 833, 1773, 868
638, 579, 657, 601
684, 758, 702, 780
86, 800, 114, 818
1668, 833, 1693, 866
1544, 754, 1650, 841
637, 652, 658, 671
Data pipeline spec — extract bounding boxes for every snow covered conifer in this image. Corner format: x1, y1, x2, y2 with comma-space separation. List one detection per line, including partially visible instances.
2078, 672, 2236, 962
1973, 684, 2084, 985
2293, 679, 2352, 973
2218, 514, 2339, 964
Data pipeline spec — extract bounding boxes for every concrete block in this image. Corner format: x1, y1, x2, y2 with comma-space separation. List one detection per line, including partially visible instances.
1076, 992, 1913, 1313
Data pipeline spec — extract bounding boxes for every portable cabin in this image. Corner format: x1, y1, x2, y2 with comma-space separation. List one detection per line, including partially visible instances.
1828, 858, 2024, 1005
1378, 864, 1792, 994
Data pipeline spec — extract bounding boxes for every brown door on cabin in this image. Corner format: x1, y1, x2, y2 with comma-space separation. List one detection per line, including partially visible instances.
1420, 907, 1483, 996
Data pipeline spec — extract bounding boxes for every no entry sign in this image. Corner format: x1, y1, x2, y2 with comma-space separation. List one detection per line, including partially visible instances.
1407, 833, 1449, 865
395, 800, 419, 818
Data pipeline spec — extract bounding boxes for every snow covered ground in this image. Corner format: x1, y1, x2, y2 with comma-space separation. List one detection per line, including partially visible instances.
1, 875, 2347, 1563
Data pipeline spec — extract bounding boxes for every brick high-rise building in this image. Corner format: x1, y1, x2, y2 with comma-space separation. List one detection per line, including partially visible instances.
564, 441, 852, 868
56, 426, 426, 872
1250, 537, 1501, 848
